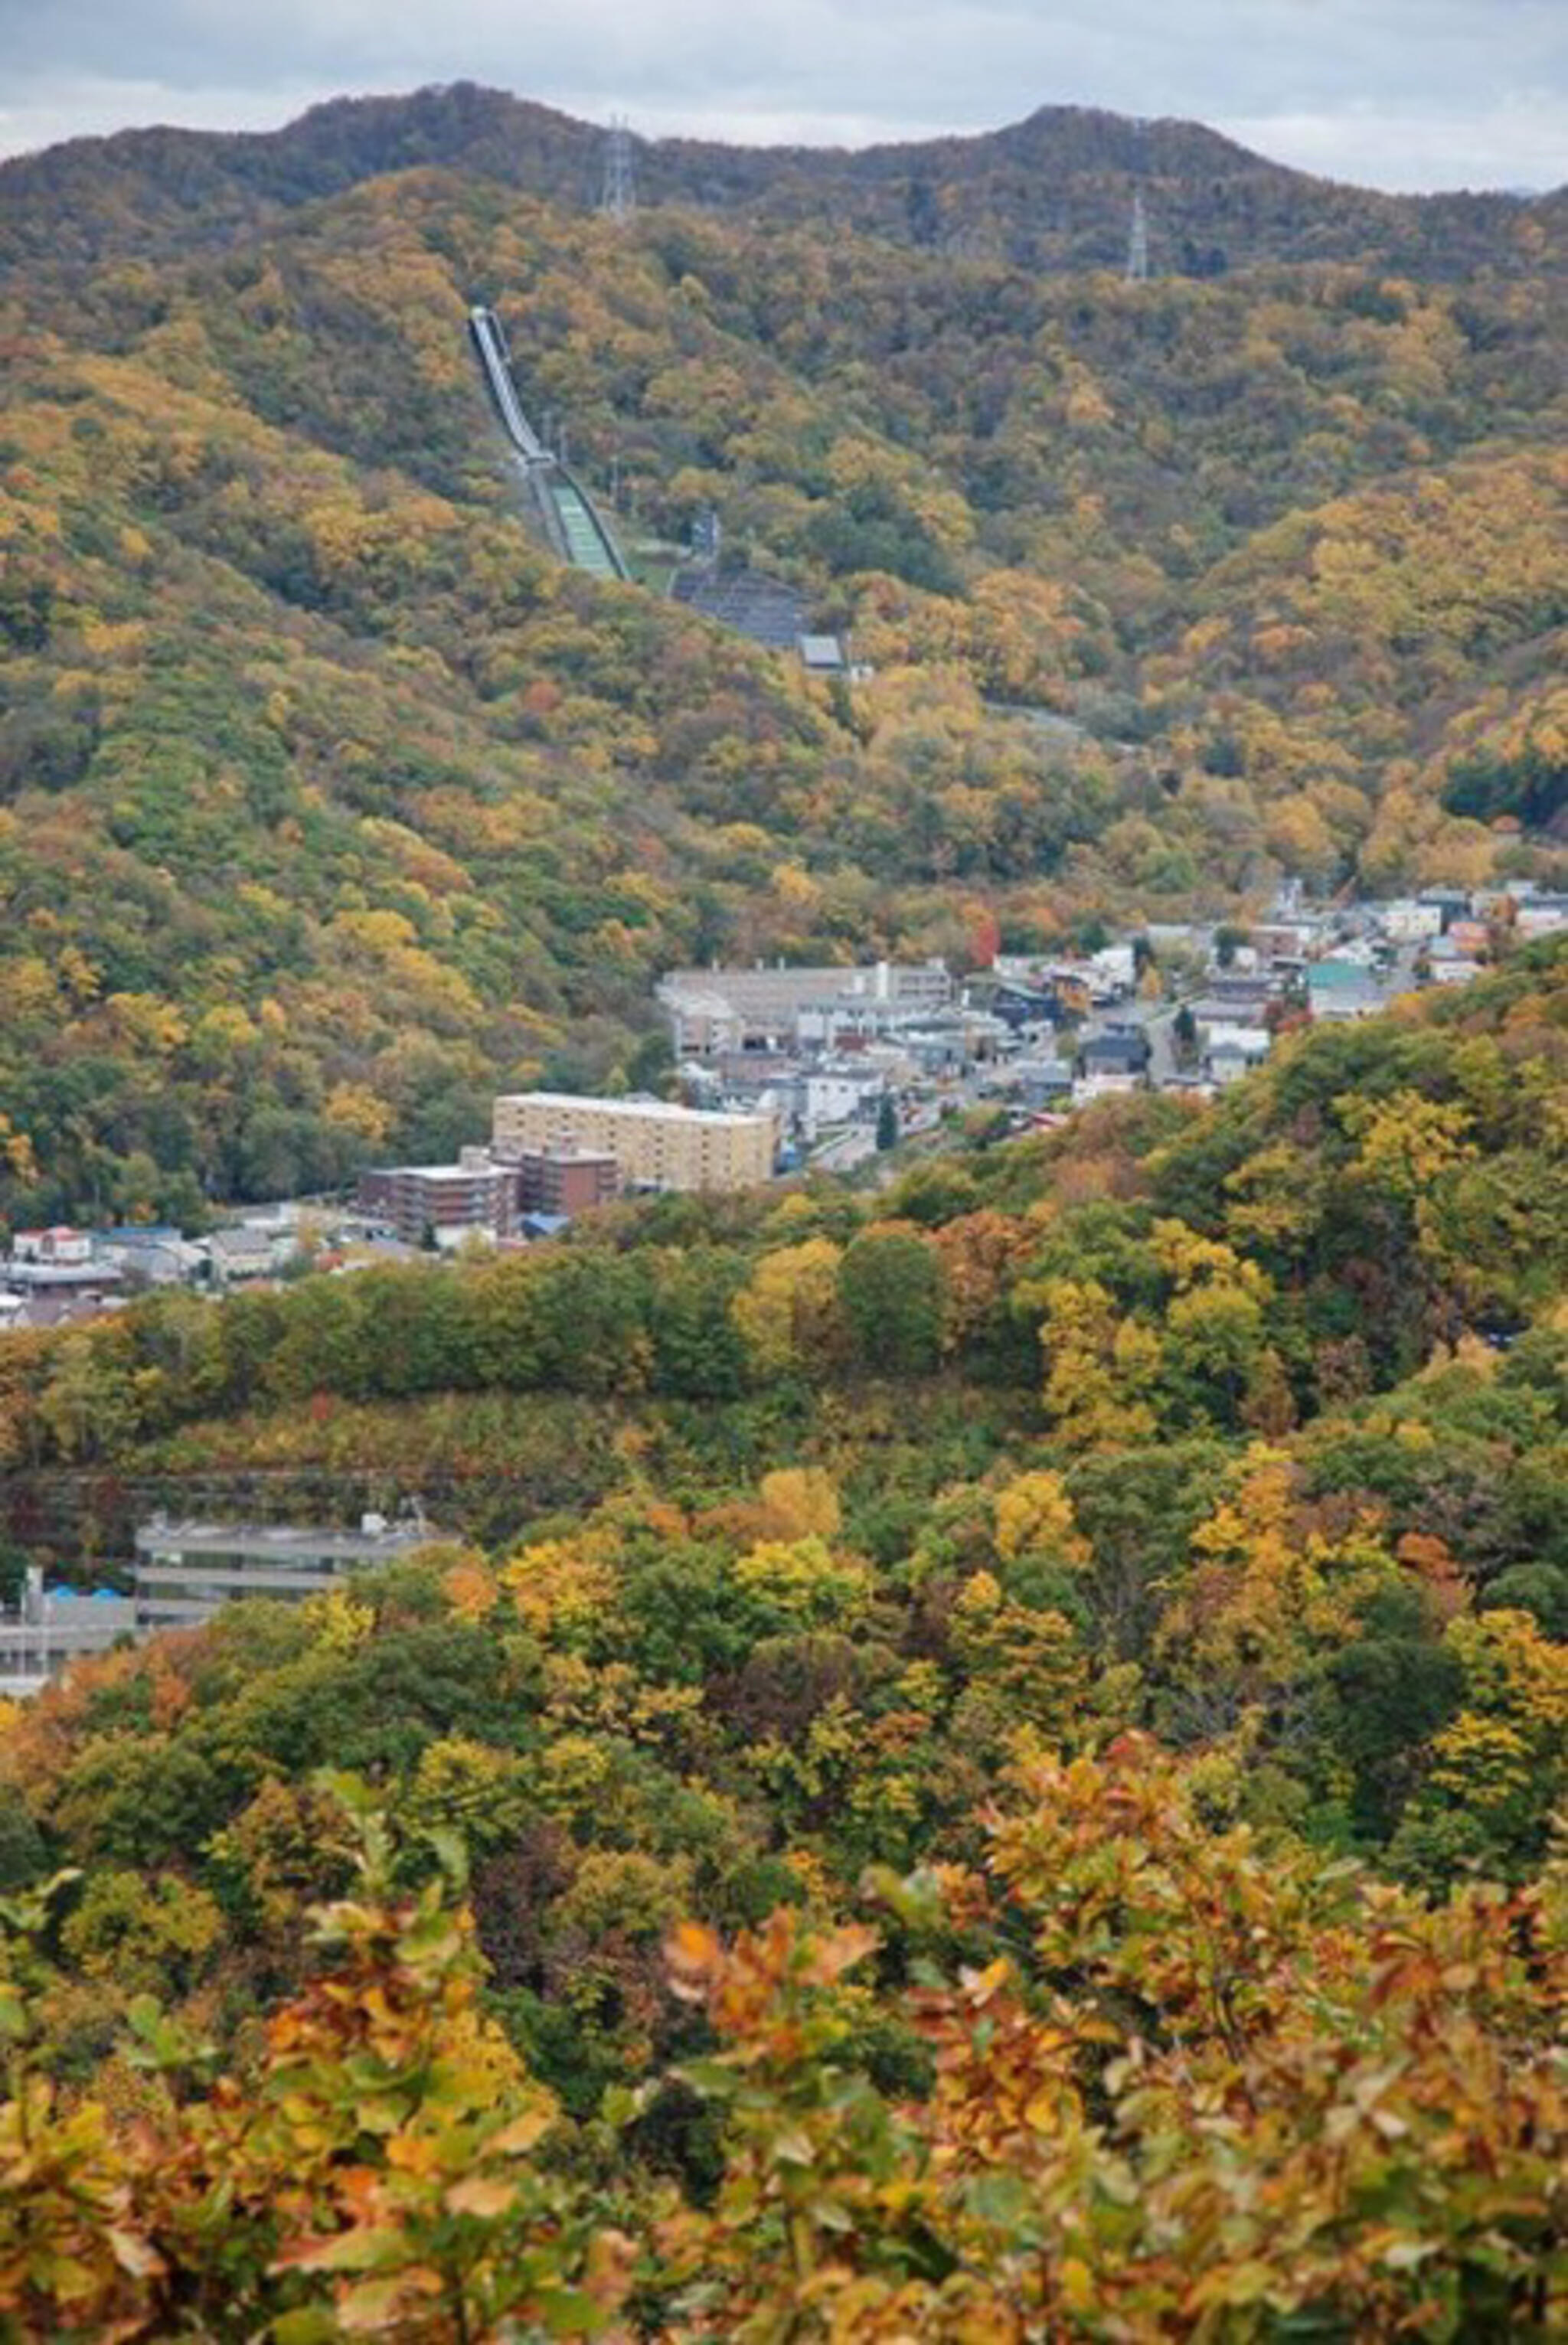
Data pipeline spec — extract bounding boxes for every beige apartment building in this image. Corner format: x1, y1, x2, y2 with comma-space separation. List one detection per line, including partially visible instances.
492, 1092, 777, 1194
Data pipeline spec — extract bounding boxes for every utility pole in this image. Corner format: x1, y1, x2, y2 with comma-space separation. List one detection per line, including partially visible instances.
600, 116, 636, 223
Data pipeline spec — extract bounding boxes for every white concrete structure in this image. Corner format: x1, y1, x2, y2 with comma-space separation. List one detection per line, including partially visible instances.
659, 961, 950, 1057
0, 1570, 139, 1700
133, 1514, 435, 1631
801, 1068, 886, 1140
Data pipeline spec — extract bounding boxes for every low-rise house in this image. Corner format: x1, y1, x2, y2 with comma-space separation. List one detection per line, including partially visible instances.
1446, 919, 1491, 960
975, 977, 1059, 1032
1076, 1030, 1152, 1083
1008, 1058, 1075, 1110
12, 1226, 93, 1266
1380, 898, 1445, 943
1088, 944, 1136, 997
91, 1225, 204, 1287
1250, 918, 1328, 968
1517, 897, 1568, 939
1073, 1070, 1141, 1103
3, 1228, 124, 1326
206, 1225, 286, 1288
797, 632, 848, 675
1308, 960, 1389, 1021
1198, 971, 1280, 1008
1190, 994, 1274, 1041
1205, 1032, 1271, 1086
903, 1027, 969, 1078
1417, 887, 1473, 931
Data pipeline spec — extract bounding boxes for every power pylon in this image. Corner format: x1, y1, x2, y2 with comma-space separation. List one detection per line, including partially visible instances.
1126, 188, 1150, 282
601, 116, 636, 223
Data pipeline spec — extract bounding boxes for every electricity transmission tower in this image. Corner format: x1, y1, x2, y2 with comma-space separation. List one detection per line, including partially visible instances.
600, 116, 636, 222
1126, 188, 1150, 281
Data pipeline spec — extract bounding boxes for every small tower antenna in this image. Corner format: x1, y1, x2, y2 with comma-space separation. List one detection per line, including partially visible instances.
600, 115, 636, 223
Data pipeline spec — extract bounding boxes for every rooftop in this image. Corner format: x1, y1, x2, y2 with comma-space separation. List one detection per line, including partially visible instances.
371, 1164, 506, 1184
135, 1517, 433, 1561
496, 1090, 773, 1131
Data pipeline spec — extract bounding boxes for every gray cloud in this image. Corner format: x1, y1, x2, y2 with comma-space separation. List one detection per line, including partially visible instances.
0, 0, 1563, 190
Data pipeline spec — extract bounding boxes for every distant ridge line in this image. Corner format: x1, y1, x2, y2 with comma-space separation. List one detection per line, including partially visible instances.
1, 80, 1560, 283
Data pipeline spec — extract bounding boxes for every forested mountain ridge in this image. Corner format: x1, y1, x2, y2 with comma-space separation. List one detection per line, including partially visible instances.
5, 79, 1564, 278
5, 949, 1568, 2335
1, 101, 1566, 1225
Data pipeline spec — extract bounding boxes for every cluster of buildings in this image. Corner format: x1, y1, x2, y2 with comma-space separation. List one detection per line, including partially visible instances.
354, 1090, 780, 1250
0, 1209, 401, 1330
6, 891, 1563, 1314
0, 1514, 433, 1700
344, 963, 982, 1249
658, 958, 982, 1149
972, 883, 1563, 1122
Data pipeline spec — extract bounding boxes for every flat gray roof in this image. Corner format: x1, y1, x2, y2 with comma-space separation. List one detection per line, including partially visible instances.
135, 1520, 432, 1560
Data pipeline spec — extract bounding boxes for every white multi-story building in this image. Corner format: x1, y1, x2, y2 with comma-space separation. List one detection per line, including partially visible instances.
658, 961, 951, 1057
133, 1514, 435, 1631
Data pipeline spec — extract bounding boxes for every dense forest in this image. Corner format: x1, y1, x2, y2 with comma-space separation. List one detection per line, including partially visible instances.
5, 947, 1568, 2334
1, 90, 1566, 1223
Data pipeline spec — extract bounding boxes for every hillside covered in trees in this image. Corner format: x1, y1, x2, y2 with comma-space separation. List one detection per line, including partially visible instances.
1, 90, 1566, 1225
5, 947, 1568, 2334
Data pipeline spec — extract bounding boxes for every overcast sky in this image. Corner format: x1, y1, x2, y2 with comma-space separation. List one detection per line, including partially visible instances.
1, 0, 1563, 193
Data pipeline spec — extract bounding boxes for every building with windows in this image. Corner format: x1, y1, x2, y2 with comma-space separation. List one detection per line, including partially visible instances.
492, 1092, 776, 1194
0, 1570, 139, 1700
658, 961, 951, 1058
357, 1150, 515, 1249
3, 1226, 125, 1326
513, 1148, 622, 1217
132, 1514, 435, 1631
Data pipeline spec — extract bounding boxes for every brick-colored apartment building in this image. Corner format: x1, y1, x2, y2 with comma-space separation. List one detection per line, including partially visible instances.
515, 1148, 621, 1217
357, 1155, 514, 1247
